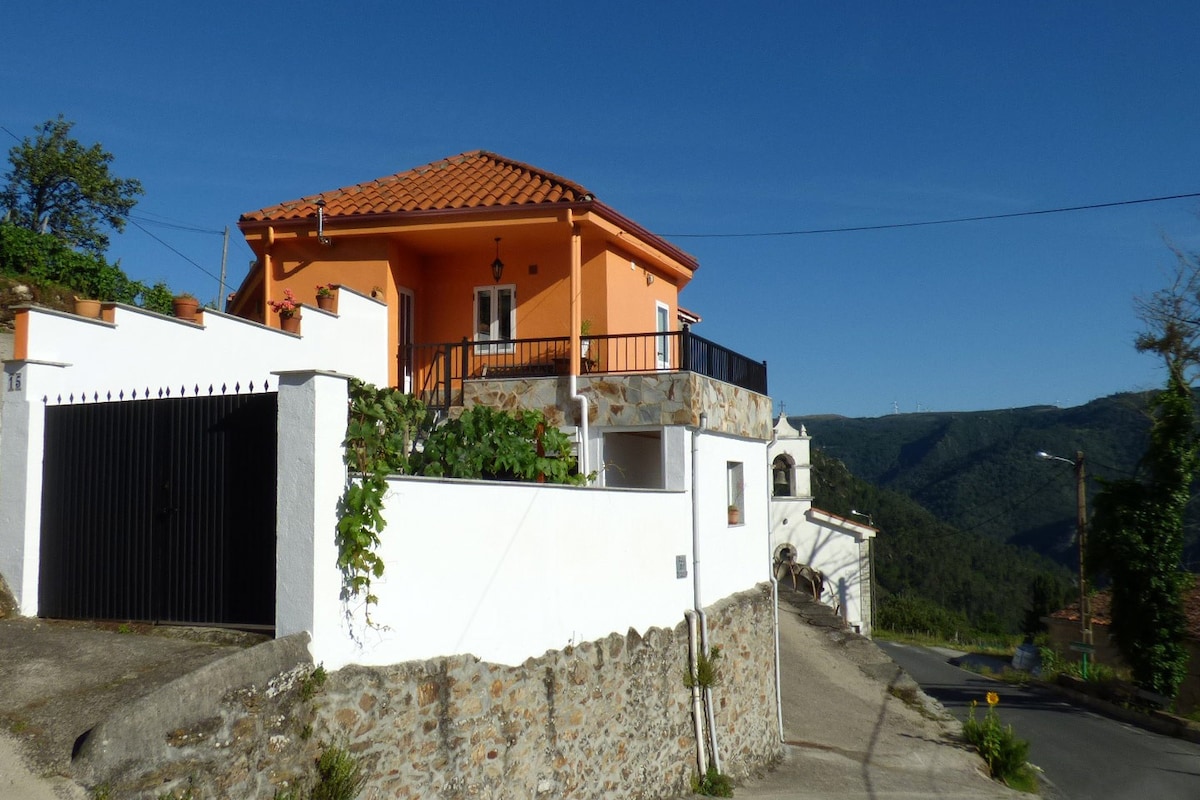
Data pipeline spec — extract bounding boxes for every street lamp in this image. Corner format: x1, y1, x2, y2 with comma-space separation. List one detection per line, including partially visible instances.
1037, 450, 1093, 674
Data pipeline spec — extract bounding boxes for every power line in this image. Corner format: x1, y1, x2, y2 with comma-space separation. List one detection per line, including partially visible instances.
127, 218, 222, 283
662, 191, 1200, 239
130, 213, 223, 236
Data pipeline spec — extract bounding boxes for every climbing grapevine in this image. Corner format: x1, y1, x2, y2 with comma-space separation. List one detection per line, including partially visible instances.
337, 379, 430, 622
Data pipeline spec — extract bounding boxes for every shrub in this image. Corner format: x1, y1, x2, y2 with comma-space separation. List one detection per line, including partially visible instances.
311, 744, 365, 800
962, 692, 1036, 791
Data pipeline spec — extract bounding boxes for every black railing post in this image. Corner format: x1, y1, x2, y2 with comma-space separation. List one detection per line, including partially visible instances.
680, 324, 691, 372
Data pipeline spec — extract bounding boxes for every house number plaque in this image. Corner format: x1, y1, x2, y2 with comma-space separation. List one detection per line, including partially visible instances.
6, 371, 21, 392
675, 555, 687, 579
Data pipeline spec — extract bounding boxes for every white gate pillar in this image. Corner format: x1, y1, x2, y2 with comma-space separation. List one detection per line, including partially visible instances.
0, 360, 67, 615
274, 370, 350, 658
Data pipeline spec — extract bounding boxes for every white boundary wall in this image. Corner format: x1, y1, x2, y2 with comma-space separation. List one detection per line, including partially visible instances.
0, 293, 388, 614
0, 298, 770, 669
279, 372, 770, 669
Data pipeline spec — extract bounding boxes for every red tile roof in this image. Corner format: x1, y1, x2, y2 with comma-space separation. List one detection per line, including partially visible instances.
240, 150, 593, 222
1051, 585, 1200, 639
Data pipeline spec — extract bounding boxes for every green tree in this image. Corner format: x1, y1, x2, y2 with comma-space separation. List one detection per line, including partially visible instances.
1090, 248, 1200, 698
2, 116, 143, 255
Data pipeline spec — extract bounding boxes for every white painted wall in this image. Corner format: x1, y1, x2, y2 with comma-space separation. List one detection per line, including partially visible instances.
13, 290, 388, 402
281, 373, 771, 669
0, 293, 387, 614
0, 300, 773, 669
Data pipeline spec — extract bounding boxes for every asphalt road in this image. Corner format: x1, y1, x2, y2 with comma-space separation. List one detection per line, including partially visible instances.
880, 641, 1200, 800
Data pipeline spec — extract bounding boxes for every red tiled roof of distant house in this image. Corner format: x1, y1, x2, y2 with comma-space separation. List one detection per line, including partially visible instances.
1051, 586, 1200, 638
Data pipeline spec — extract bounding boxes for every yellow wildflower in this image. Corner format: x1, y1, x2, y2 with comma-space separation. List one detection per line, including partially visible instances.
986, 691, 999, 706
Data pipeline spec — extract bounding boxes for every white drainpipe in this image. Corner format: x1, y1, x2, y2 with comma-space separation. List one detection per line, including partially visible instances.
690, 413, 721, 773
684, 609, 708, 776
570, 373, 589, 476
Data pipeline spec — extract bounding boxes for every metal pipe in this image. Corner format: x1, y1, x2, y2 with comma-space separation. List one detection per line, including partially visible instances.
685, 609, 708, 776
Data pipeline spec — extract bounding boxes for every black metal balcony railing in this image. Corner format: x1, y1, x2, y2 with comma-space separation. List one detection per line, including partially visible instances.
404, 327, 767, 414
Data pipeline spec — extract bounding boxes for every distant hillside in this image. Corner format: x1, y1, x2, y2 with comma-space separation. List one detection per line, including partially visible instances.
810, 449, 1073, 635
795, 391, 1200, 570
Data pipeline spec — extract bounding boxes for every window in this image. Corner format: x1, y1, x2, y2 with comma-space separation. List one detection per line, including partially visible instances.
655, 301, 671, 369
727, 461, 744, 524
474, 285, 515, 352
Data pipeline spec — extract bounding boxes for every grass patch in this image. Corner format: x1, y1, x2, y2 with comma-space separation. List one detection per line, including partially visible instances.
691, 763, 734, 797
873, 628, 1019, 657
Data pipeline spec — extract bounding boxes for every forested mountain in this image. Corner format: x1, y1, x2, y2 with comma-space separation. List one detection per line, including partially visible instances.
810, 449, 1073, 636
795, 391, 1200, 572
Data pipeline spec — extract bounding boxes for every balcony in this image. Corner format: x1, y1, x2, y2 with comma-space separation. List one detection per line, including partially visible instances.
403, 328, 771, 439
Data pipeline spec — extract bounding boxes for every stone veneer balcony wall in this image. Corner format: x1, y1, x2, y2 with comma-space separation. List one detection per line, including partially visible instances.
461, 371, 773, 441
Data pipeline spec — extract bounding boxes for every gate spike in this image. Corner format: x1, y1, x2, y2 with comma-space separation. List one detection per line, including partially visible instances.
234, 382, 241, 394
264, 379, 270, 391
106, 391, 111, 401
119, 390, 125, 400
193, 384, 200, 396
221, 383, 227, 394
248, 381, 255, 392
68, 393, 74, 403
208, 384, 214, 395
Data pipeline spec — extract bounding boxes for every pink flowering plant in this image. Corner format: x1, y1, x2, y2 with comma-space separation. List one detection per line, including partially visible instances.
267, 288, 300, 318
316, 283, 335, 298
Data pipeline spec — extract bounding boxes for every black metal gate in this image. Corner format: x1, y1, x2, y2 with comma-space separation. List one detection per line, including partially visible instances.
38, 393, 278, 629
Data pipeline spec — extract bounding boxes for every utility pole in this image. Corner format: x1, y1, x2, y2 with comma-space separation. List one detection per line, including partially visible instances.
1075, 451, 1092, 650
219, 226, 229, 310
1037, 449, 1094, 677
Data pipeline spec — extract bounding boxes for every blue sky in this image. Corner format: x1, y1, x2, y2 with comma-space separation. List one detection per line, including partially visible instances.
4, 1, 1200, 418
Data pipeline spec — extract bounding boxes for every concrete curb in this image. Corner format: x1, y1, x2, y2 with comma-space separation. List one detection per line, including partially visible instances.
1042, 676, 1200, 745
71, 632, 312, 786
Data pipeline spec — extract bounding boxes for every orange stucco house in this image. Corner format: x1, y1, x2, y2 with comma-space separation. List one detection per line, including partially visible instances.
230, 150, 770, 480
233, 151, 710, 383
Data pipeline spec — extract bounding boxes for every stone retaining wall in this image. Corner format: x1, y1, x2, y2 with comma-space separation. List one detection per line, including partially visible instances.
313, 584, 781, 799
82, 586, 779, 799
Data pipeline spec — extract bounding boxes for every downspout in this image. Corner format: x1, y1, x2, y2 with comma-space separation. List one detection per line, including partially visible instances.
684, 609, 708, 776
768, 460, 784, 741
569, 219, 589, 475
691, 413, 721, 773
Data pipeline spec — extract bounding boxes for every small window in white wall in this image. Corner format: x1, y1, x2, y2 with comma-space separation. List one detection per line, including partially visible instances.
474, 285, 515, 352
727, 461, 744, 524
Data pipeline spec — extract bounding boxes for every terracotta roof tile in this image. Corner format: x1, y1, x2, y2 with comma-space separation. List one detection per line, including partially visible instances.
1051, 585, 1200, 639
240, 150, 592, 223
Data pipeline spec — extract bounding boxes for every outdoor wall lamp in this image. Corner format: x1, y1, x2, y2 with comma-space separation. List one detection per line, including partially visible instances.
315, 198, 331, 246
491, 237, 504, 283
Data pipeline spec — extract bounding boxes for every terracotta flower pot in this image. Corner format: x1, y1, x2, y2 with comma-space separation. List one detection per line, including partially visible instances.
728, 507, 742, 525
316, 294, 335, 311
172, 296, 199, 321
280, 313, 301, 334
73, 298, 102, 319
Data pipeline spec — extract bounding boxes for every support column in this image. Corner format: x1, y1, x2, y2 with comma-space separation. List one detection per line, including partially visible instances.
0, 360, 66, 615
274, 370, 350, 662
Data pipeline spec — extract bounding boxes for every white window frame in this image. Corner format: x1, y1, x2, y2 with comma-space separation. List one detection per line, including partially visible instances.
655, 301, 671, 370
474, 284, 516, 353
727, 461, 745, 521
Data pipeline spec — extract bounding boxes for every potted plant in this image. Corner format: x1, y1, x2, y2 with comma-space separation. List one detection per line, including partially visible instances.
316, 283, 336, 311
728, 504, 741, 525
73, 296, 102, 319
172, 292, 199, 321
580, 319, 593, 358
268, 288, 302, 333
